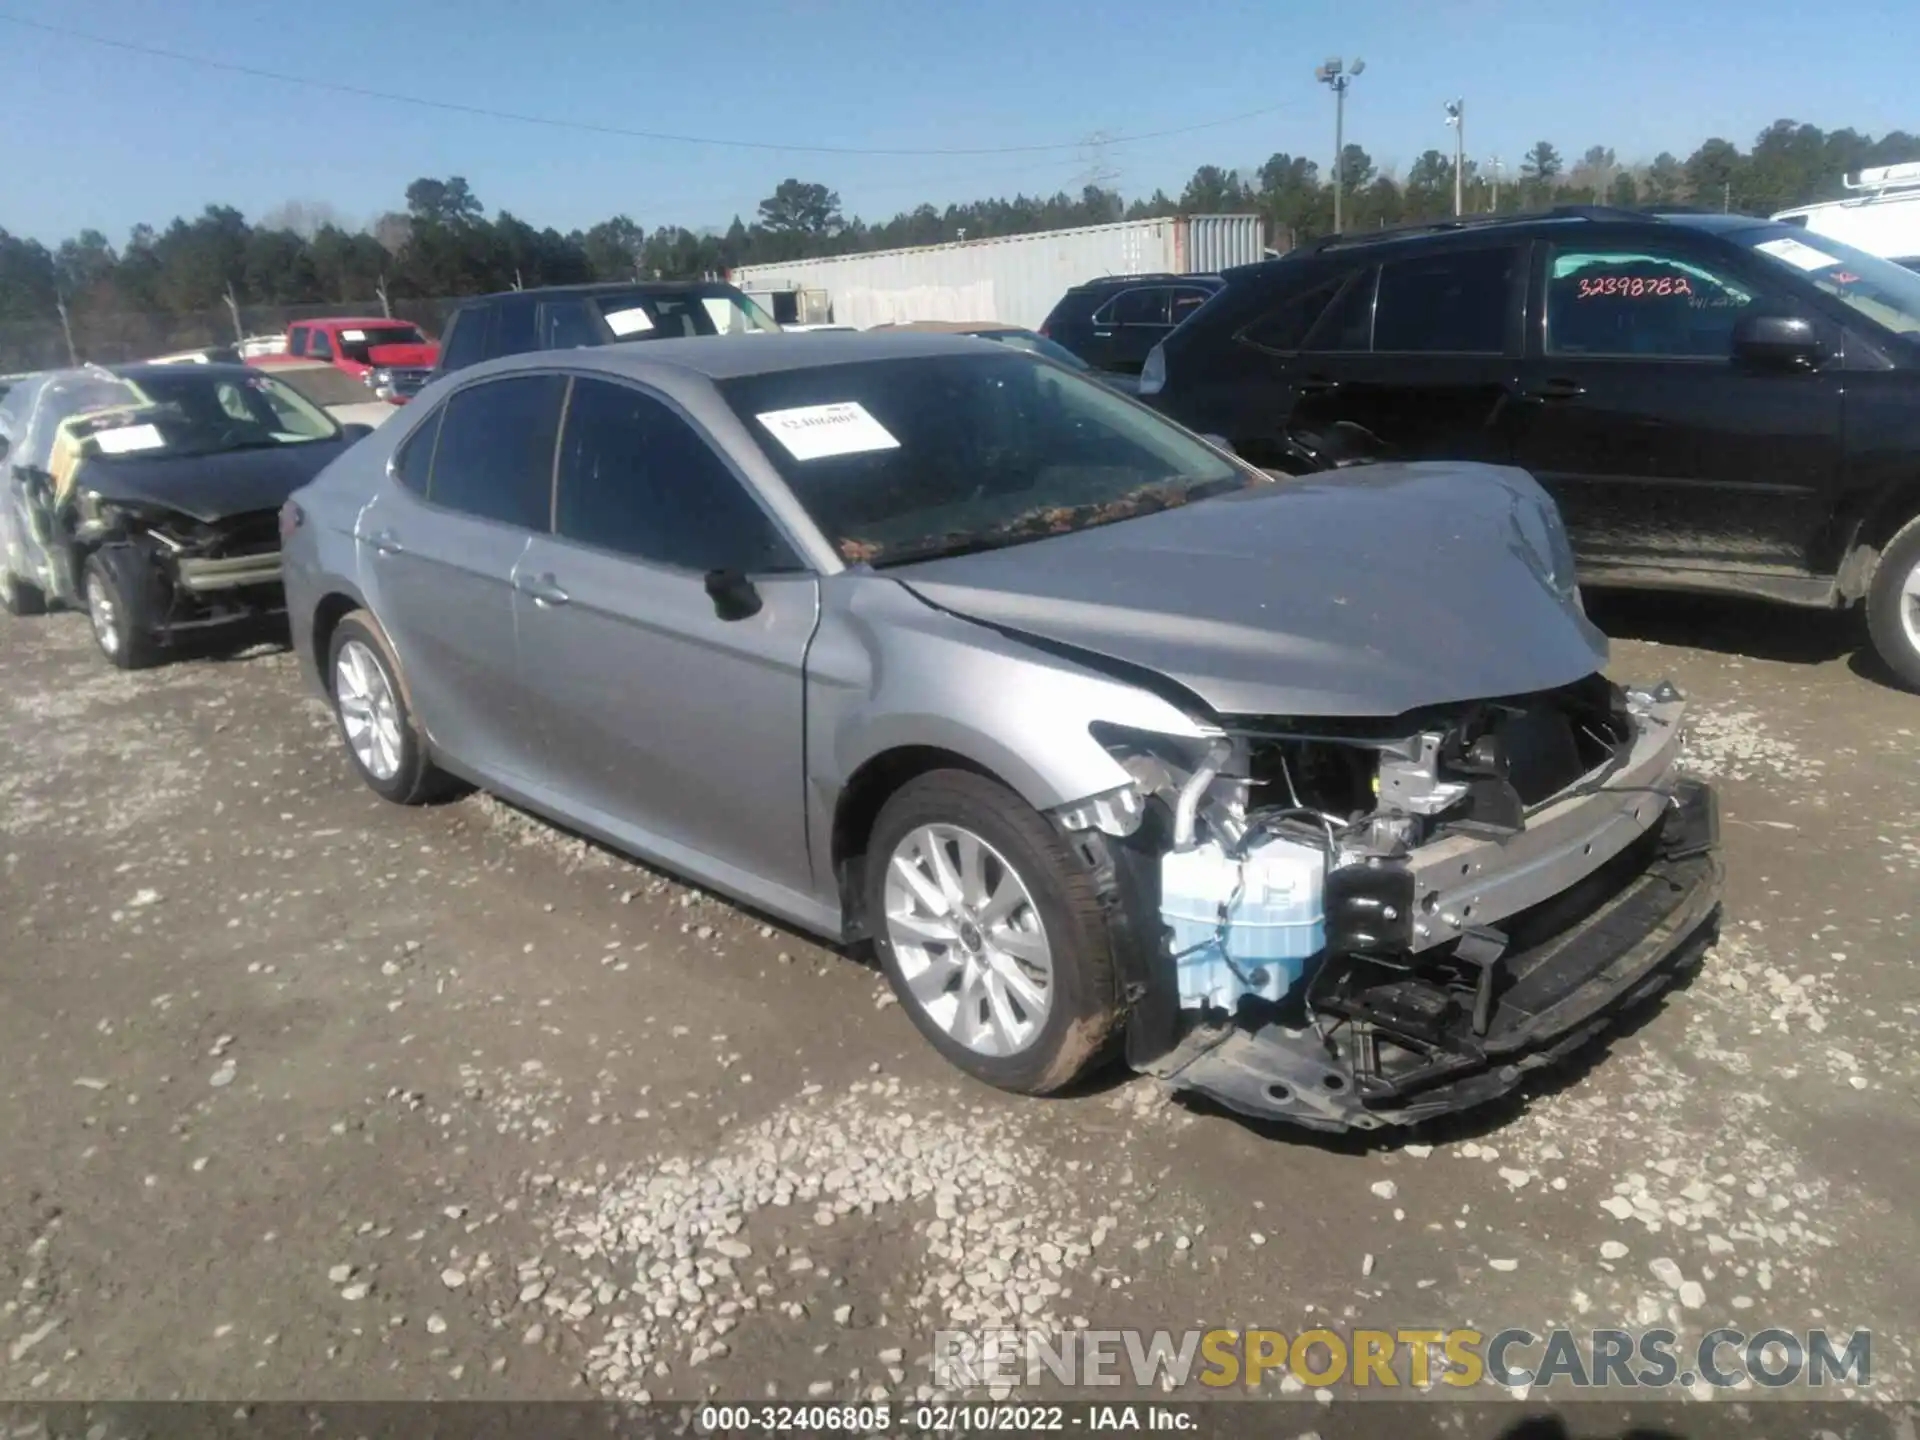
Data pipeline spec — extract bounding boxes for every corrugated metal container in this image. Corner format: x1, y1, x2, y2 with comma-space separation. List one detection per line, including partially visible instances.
729, 215, 1265, 331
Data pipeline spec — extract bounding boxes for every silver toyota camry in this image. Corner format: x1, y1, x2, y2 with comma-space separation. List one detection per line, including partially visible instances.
280, 333, 1721, 1132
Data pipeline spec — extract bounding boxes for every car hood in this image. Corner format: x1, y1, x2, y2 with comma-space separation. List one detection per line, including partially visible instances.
81, 439, 353, 524
367, 341, 438, 368
888, 461, 1607, 719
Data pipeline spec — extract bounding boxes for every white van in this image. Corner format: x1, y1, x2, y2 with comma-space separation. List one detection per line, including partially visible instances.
1773, 162, 1920, 271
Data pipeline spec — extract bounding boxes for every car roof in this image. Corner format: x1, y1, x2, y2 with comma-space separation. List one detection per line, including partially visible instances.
297, 316, 405, 327
460, 331, 1012, 383
869, 320, 1022, 334
111, 361, 265, 383
1070, 273, 1222, 291
459, 280, 729, 305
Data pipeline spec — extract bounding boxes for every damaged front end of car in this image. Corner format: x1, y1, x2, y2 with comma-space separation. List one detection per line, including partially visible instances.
1052, 673, 1721, 1132
67, 488, 287, 627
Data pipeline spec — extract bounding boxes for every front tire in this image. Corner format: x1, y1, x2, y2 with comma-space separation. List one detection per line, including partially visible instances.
1866, 514, 1920, 692
865, 769, 1123, 1095
327, 612, 449, 805
84, 548, 162, 669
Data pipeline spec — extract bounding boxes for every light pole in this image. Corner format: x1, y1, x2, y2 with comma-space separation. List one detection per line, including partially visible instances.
1444, 100, 1465, 216
1315, 57, 1364, 233
1489, 154, 1503, 212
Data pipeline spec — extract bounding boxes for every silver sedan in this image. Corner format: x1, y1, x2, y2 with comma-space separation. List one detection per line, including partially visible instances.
280, 333, 1721, 1132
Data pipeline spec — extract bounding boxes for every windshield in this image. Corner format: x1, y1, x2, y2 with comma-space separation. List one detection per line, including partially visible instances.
82, 370, 339, 460
333, 323, 428, 365
1733, 224, 1920, 339
719, 350, 1252, 567
974, 329, 1092, 371
595, 286, 780, 341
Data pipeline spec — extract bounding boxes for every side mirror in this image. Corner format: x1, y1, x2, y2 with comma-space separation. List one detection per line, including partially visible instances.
704, 567, 762, 622
1732, 312, 1824, 371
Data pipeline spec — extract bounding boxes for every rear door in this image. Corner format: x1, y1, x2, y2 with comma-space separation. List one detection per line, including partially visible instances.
355, 372, 564, 781
1088, 285, 1172, 374
1508, 234, 1843, 570
1287, 242, 1525, 463
513, 375, 819, 901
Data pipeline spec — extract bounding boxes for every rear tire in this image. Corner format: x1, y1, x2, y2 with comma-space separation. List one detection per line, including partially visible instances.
1, 570, 46, 617
326, 611, 450, 805
1865, 514, 1920, 692
865, 769, 1123, 1095
84, 548, 162, 669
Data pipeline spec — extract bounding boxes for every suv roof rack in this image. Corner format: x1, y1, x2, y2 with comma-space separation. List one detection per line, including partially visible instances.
1076, 271, 1187, 287
1300, 204, 1659, 255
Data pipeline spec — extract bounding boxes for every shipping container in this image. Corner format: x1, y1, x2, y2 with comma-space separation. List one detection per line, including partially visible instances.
728, 215, 1267, 331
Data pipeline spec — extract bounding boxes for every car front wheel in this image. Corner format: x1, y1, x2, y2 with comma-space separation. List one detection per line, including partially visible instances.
1866, 515, 1920, 692
84, 548, 161, 669
327, 612, 450, 805
865, 769, 1124, 1095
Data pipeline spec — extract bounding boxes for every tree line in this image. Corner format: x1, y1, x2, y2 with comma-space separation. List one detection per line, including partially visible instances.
3, 118, 1916, 366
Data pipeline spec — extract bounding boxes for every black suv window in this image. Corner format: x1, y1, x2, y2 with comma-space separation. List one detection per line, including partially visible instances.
437, 307, 489, 374
541, 299, 600, 350
553, 377, 796, 573
1170, 286, 1214, 324
1241, 271, 1375, 353
1545, 245, 1758, 358
1101, 287, 1171, 327
1374, 246, 1517, 354
426, 374, 565, 529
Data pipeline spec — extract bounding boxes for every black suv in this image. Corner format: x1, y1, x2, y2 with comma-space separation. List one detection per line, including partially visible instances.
1039, 273, 1223, 375
1141, 207, 1920, 685
433, 280, 780, 378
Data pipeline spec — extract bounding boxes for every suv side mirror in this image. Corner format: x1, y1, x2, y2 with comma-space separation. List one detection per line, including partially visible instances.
1732, 312, 1824, 371
704, 567, 762, 621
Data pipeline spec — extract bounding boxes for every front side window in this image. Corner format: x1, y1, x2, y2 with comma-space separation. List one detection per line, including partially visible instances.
1546, 247, 1757, 358
1374, 246, 1517, 354
425, 374, 565, 530
719, 350, 1253, 567
553, 378, 795, 572
1240, 275, 1347, 353
286, 326, 308, 358
437, 308, 489, 373
1098, 288, 1171, 328
309, 329, 334, 361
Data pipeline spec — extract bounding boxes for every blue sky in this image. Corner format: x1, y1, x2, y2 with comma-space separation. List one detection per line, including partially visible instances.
3, 0, 1916, 246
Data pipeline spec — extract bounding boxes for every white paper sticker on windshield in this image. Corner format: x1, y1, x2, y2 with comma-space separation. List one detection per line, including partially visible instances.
1755, 237, 1839, 271
340, 328, 367, 341
92, 423, 165, 454
755, 402, 901, 461
604, 306, 656, 337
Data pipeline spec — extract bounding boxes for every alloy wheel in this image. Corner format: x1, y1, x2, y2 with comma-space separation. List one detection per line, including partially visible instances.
1902, 555, 1920, 659
85, 570, 119, 656
882, 823, 1054, 1057
334, 638, 404, 781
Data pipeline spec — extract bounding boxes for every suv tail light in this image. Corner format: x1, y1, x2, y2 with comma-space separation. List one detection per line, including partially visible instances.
1138, 342, 1167, 396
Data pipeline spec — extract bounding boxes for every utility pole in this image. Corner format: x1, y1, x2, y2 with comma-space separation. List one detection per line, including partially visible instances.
1723, 179, 1731, 213
1315, 57, 1364, 233
1489, 155, 1502, 212
1445, 100, 1465, 216
54, 290, 77, 366
222, 281, 243, 343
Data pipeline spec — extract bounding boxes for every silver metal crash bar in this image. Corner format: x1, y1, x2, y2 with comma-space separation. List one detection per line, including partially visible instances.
178, 554, 282, 593
1405, 690, 1688, 951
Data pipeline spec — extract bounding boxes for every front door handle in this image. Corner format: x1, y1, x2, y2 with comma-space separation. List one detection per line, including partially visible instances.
1521, 378, 1587, 402
1295, 375, 1342, 395
364, 528, 404, 555
514, 571, 570, 607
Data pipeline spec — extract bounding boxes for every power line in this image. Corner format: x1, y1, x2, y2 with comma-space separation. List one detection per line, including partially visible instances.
0, 12, 1293, 159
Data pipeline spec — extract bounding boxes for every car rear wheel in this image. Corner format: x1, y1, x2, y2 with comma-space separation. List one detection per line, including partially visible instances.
865, 769, 1123, 1095
84, 548, 162, 669
327, 612, 450, 805
1, 569, 46, 617
1866, 514, 1920, 692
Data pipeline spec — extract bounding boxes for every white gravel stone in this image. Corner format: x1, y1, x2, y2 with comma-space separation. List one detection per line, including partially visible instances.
1600, 1241, 1629, 1260
441, 1268, 467, 1289
328, 1265, 355, 1284
209, 1061, 237, 1088
426, 1314, 448, 1335
1488, 1258, 1518, 1272
1369, 1180, 1398, 1201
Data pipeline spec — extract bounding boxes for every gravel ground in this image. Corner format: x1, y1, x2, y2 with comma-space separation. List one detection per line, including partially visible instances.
1, 592, 1916, 1428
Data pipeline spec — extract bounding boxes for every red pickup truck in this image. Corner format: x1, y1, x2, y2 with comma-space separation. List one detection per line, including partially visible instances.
249, 317, 439, 403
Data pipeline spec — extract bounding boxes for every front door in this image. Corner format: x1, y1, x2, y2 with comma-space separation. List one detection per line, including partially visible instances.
356, 372, 564, 781
511, 374, 819, 903
1087, 285, 1171, 374
1508, 237, 1843, 571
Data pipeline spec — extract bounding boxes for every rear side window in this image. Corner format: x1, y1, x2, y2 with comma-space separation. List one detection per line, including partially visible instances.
309, 329, 335, 360
1100, 287, 1172, 327
1374, 247, 1517, 354
1170, 286, 1214, 324
437, 307, 489, 373
552, 377, 795, 573
286, 326, 308, 358
426, 374, 565, 530
496, 298, 538, 358
541, 300, 600, 350
389, 407, 443, 494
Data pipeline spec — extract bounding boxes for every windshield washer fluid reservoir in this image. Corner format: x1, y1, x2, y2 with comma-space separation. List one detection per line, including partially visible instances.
1160, 836, 1326, 1011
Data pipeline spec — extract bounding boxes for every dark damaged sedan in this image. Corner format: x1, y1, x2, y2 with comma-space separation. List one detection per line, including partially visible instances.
281, 333, 1722, 1133
0, 364, 368, 667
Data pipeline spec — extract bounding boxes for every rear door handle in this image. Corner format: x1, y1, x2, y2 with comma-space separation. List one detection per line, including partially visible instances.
514, 571, 570, 607
1521, 378, 1587, 401
364, 528, 404, 555
1295, 375, 1342, 395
